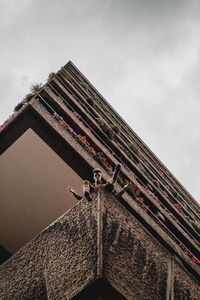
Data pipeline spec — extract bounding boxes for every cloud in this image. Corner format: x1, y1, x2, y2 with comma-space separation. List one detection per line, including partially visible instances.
0, 0, 200, 203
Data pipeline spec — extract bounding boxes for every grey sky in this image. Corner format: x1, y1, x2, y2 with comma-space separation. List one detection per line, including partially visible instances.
0, 0, 200, 204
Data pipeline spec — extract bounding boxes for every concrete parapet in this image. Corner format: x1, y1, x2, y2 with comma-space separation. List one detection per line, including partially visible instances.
0, 188, 199, 299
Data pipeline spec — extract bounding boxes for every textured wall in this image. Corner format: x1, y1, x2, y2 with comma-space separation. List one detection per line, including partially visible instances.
0, 188, 199, 300
173, 258, 200, 300
101, 190, 169, 299
100, 190, 200, 300
0, 196, 98, 300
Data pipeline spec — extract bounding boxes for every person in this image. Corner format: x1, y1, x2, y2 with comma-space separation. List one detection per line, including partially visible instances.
68, 164, 128, 202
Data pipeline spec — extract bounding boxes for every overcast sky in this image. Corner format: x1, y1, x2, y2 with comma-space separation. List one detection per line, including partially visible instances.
0, 0, 200, 204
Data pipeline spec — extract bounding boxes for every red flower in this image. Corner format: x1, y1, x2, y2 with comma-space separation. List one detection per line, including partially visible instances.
102, 157, 106, 162
192, 257, 197, 262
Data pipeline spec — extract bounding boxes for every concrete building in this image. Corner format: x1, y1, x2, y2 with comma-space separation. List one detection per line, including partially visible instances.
0, 61, 199, 299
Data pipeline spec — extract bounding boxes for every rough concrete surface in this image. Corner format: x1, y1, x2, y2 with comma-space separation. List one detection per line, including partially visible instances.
101, 189, 169, 299
0, 196, 98, 300
173, 258, 200, 300
0, 188, 199, 299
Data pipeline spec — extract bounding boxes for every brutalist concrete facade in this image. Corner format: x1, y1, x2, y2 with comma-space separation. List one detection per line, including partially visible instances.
0, 188, 199, 299
0, 61, 200, 299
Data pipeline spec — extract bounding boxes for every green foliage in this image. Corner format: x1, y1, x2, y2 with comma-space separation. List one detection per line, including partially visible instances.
86, 97, 95, 106
80, 102, 91, 115
60, 67, 67, 76
30, 83, 42, 93
129, 142, 139, 155
95, 152, 110, 172
24, 93, 33, 102
97, 118, 104, 126
98, 121, 114, 140
152, 180, 160, 189
171, 189, 178, 198
14, 102, 24, 112
111, 124, 121, 134
191, 221, 200, 233
117, 142, 133, 160
93, 96, 99, 102
60, 67, 73, 81
47, 72, 55, 81
138, 164, 156, 184
80, 82, 89, 91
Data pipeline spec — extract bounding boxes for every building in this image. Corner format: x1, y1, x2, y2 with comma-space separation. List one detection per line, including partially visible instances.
0, 61, 199, 299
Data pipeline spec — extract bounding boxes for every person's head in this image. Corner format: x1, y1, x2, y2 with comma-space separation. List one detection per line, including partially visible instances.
93, 168, 102, 183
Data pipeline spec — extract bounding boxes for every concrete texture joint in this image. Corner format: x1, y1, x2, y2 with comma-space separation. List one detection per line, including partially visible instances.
97, 189, 104, 278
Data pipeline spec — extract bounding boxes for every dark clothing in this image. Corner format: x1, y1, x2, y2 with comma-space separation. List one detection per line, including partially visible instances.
72, 192, 82, 201
72, 165, 124, 201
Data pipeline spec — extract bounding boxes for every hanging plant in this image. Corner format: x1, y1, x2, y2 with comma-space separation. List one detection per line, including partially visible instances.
129, 142, 139, 155
101, 123, 114, 140
152, 180, 160, 189
117, 142, 133, 160
97, 119, 114, 140
80, 82, 89, 91
97, 118, 104, 126
47, 72, 55, 81
93, 96, 99, 102
191, 221, 200, 234
85, 97, 95, 106
111, 124, 121, 134
171, 189, 178, 198
14, 101, 24, 112
30, 83, 42, 93
24, 93, 33, 102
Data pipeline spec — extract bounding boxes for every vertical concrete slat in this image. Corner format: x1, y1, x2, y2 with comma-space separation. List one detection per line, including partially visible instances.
97, 188, 104, 278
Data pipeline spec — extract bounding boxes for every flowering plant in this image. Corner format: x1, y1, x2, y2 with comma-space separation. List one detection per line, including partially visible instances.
52, 112, 200, 264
